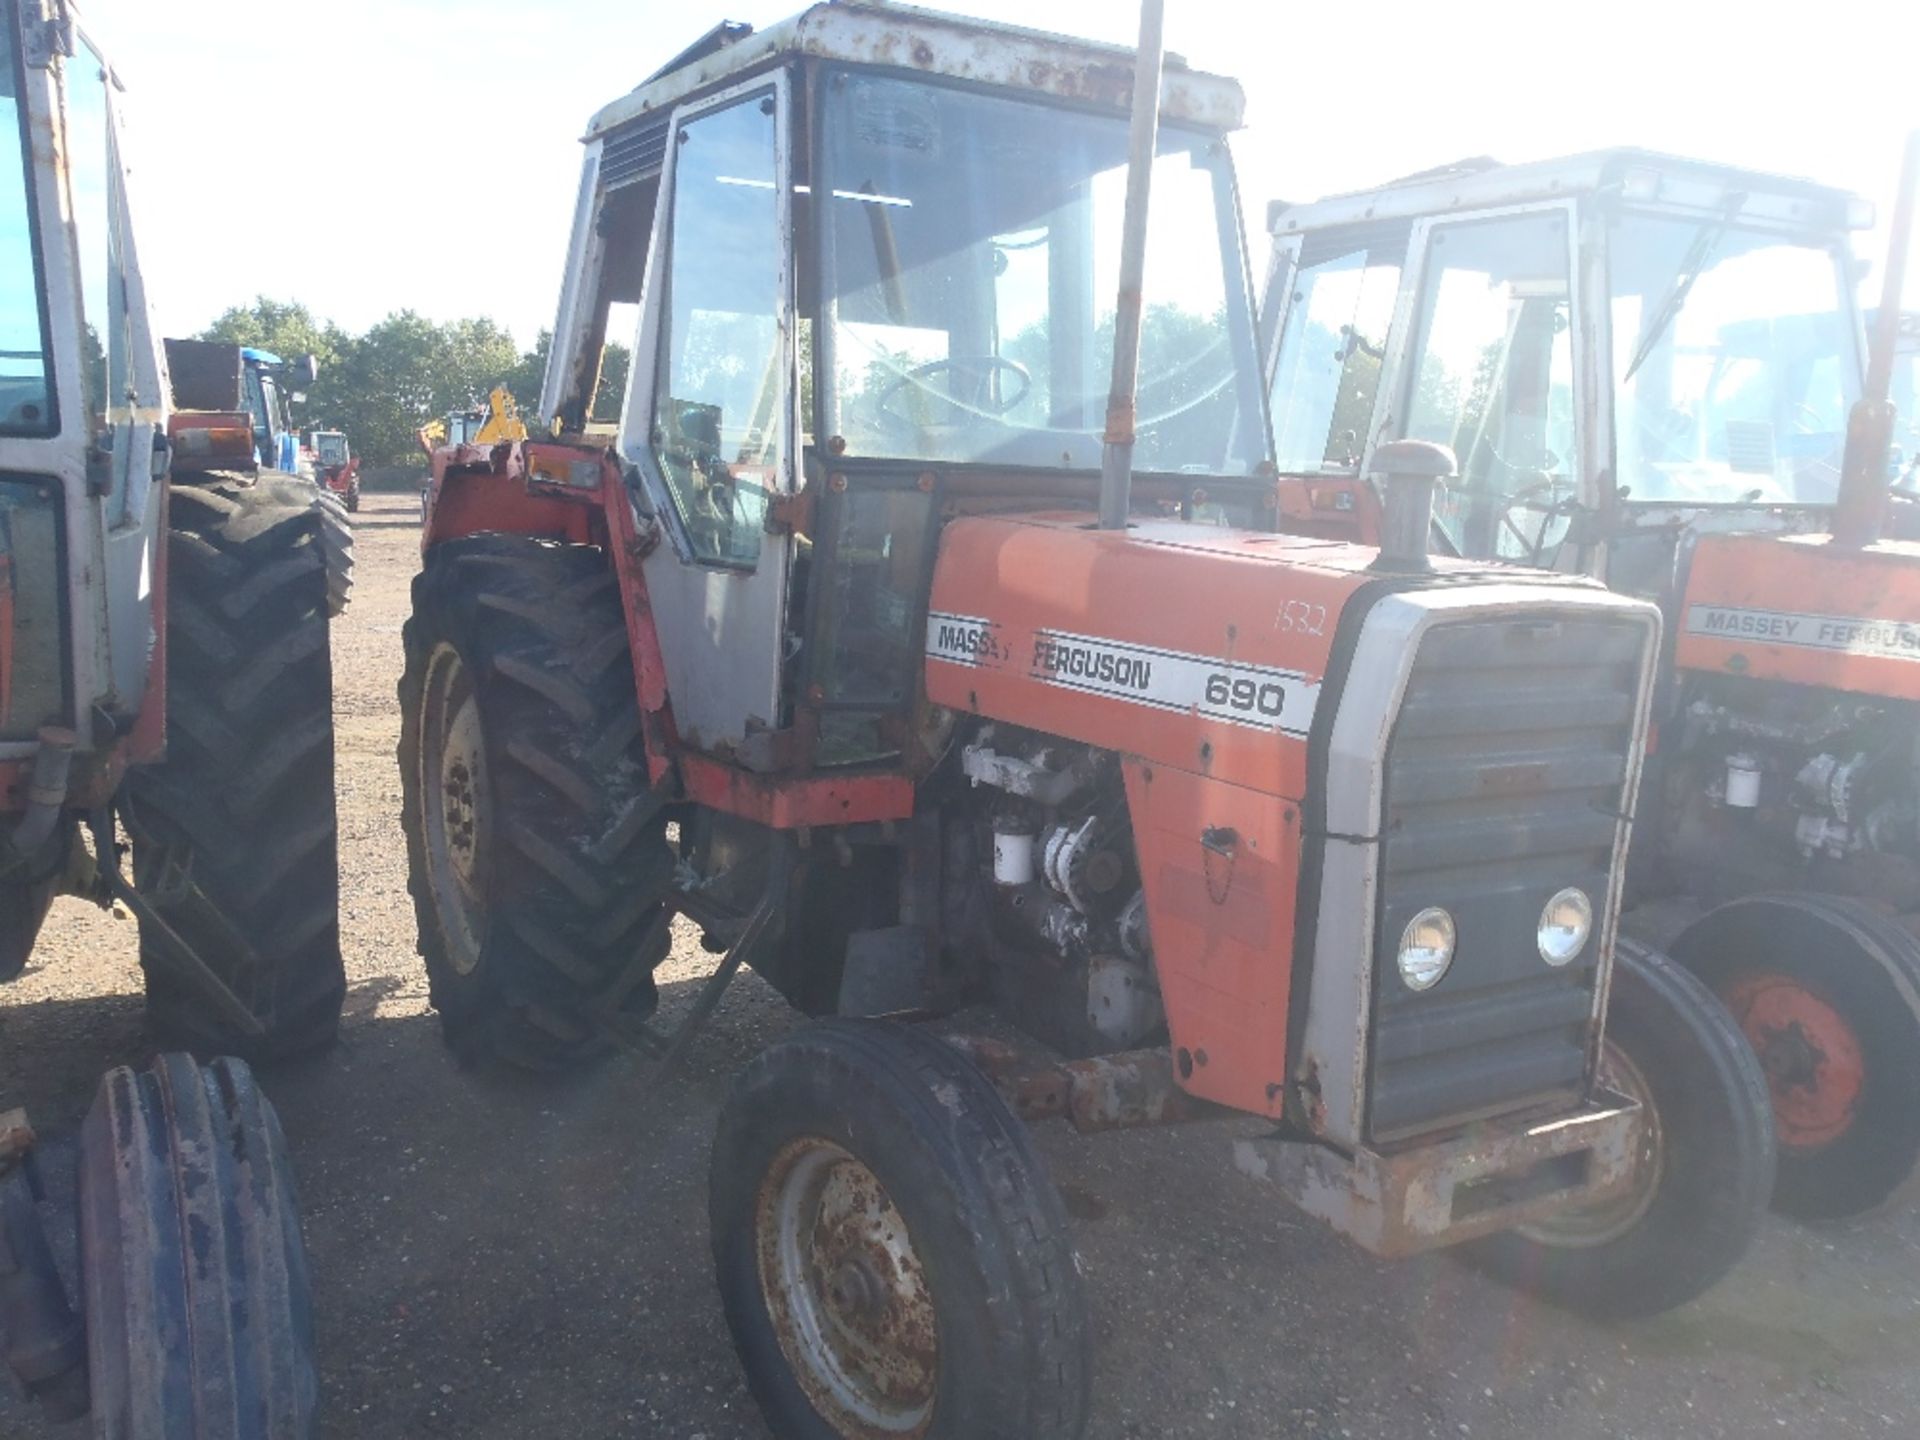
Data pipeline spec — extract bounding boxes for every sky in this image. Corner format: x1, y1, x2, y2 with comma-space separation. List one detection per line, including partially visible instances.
82, 0, 1919, 349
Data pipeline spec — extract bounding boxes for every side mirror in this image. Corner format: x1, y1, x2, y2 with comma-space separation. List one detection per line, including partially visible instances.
294, 354, 319, 387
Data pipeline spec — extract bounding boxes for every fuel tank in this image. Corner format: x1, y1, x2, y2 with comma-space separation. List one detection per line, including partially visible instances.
1674, 531, 1920, 702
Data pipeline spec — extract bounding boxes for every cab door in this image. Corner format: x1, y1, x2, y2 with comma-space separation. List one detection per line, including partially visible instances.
1363, 203, 1587, 566
623, 73, 797, 755
2, 8, 165, 753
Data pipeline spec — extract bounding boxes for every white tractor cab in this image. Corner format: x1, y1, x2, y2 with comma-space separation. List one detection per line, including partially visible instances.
1259, 150, 1873, 591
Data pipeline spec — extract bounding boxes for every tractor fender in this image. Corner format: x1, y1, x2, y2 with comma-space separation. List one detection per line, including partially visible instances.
421, 445, 677, 783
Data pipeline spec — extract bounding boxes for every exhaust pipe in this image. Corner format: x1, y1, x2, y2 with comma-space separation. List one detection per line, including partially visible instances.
1097, 0, 1167, 531
1833, 129, 1918, 548
1369, 440, 1457, 572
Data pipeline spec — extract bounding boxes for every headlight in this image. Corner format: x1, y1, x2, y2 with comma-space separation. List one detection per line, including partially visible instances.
1397, 907, 1456, 991
1538, 887, 1593, 966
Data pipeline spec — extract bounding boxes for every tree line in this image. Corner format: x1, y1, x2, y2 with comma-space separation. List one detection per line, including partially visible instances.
196, 299, 627, 470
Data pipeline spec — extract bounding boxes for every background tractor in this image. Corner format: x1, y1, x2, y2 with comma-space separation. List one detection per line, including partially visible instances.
401, 8, 1775, 1438
1261, 138, 1920, 1219
311, 427, 361, 511
166, 335, 355, 613
0, 1, 338, 1431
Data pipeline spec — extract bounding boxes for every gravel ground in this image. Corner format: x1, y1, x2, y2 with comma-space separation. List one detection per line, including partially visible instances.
4, 489, 1917, 1438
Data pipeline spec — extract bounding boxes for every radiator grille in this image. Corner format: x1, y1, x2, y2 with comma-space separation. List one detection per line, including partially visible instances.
1366, 613, 1648, 1142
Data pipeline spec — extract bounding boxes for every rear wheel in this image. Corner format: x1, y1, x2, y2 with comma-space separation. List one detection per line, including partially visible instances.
79, 1053, 316, 1439
398, 534, 675, 1070
1462, 939, 1774, 1319
314, 487, 353, 616
124, 474, 344, 1062
711, 1020, 1091, 1440
1672, 893, 1920, 1220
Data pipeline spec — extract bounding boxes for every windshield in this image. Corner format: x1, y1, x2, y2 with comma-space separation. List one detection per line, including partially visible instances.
316, 432, 348, 465
1610, 217, 1853, 505
0, 7, 51, 435
819, 72, 1264, 475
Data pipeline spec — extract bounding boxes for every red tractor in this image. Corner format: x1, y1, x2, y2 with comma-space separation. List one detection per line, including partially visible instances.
311, 428, 361, 512
404, 9, 1774, 1437
1, 3, 338, 1433
1260, 140, 1920, 1219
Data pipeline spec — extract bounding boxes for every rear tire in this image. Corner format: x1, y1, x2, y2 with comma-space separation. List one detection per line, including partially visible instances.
1672, 893, 1920, 1220
1461, 939, 1775, 1320
314, 488, 353, 616
398, 534, 674, 1070
78, 1053, 317, 1440
711, 1020, 1091, 1440
124, 475, 344, 1062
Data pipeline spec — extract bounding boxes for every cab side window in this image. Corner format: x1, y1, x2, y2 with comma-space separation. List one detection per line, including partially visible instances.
1402, 211, 1575, 560
1268, 226, 1406, 473
648, 93, 785, 569
64, 41, 134, 506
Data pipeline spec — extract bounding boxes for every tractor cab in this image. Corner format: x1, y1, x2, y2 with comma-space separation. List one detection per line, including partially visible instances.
529, 5, 1267, 766
1260, 150, 1872, 595
313, 429, 350, 469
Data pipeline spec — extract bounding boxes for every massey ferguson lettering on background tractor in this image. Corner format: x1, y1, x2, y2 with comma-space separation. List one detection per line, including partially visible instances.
401, 8, 1774, 1436
1262, 138, 1920, 1219
1, 2, 335, 1432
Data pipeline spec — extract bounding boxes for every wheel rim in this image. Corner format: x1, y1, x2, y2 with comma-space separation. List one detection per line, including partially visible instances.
755, 1138, 938, 1437
420, 642, 491, 976
1516, 1041, 1664, 1248
1721, 971, 1865, 1151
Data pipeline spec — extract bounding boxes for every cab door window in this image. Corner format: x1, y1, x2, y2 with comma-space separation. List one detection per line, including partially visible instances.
647, 92, 785, 569
1402, 211, 1575, 560
1268, 227, 1406, 473
0, 14, 51, 434
63, 40, 133, 504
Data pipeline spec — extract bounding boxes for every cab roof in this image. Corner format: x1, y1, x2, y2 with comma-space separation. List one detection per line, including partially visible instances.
1267, 148, 1869, 240
586, 1, 1245, 141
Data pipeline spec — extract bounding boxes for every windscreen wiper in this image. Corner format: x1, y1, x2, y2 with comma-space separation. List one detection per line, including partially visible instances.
1621, 194, 1747, 384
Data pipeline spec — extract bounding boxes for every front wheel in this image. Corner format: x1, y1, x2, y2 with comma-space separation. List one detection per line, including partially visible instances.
79, 1053, 317, 1438
1671, 893, 1920, 1220
1462, 939, 1775, 1320
710, 1020, 1091, 1440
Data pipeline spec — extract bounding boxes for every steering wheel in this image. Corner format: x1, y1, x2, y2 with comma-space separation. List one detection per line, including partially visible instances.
1498, 472, 1579, 566
873, 356, 1033, 428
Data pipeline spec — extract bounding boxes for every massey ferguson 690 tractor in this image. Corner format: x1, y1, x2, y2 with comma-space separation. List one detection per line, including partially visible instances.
1262, 141, 1920, 1220
1, 2, 336, 1432
403, 8, 1773, 1435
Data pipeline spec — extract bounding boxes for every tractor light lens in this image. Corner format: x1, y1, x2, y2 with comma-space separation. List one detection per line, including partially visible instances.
1397, 907, 1456, 991
1538, 887, 1593, 966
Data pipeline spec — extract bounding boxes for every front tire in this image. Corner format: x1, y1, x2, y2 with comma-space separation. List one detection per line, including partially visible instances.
1462, 939, 1774, 1320
124, 475, 345, 1062
398, 535, 675, 1070
78, 1053, 317, 1439
1672, 893, 1920, 1220
711, 1020, 1091, 1440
